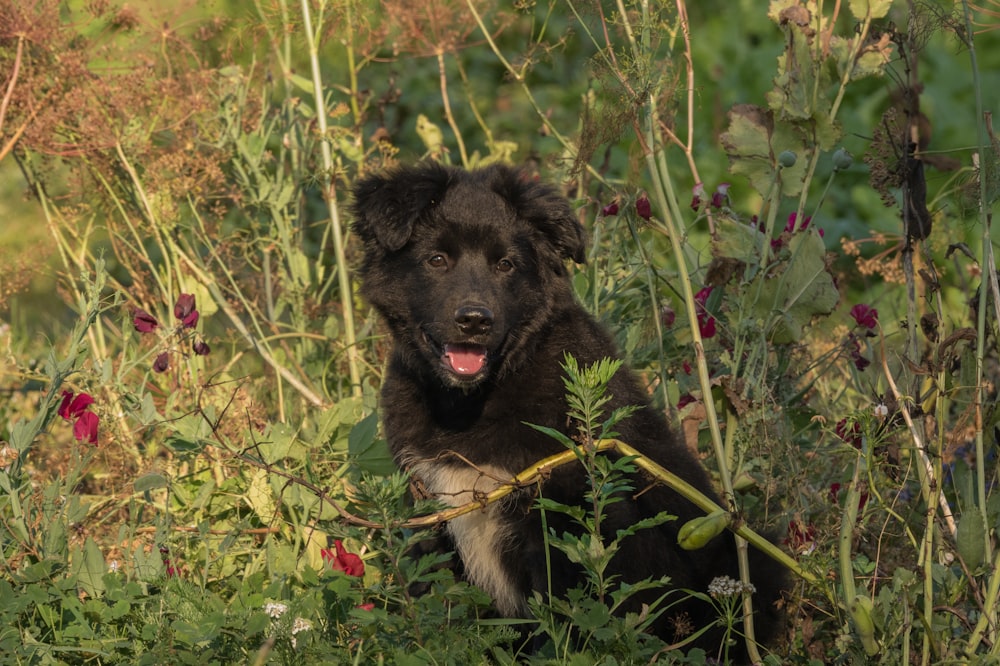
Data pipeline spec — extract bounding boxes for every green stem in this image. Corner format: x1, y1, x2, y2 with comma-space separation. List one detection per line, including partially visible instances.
299, 0, 362, 397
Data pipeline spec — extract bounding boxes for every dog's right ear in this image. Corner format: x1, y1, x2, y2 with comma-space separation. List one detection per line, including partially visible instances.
351, 163, 452, 252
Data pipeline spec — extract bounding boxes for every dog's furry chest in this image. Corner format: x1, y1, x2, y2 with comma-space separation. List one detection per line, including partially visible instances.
408, 460, 526, 616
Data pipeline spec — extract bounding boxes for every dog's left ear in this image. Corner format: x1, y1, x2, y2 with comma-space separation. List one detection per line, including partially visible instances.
352, 162, 453, 252
490, 167, 586, 265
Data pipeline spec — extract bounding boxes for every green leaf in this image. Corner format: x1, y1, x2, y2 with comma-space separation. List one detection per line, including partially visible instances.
849, 0, 892, 19
134, 473, 169, 493
71, 537, 107, 598
957, 514, 987, 569
721, 104, 810, 198
748, 230, 839, 343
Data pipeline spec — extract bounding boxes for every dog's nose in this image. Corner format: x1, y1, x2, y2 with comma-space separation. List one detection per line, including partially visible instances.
455, 305, 494, 335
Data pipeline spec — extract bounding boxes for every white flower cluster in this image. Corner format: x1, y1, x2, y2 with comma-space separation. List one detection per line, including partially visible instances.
264, 602, 288, 619
708, 575, 757, 598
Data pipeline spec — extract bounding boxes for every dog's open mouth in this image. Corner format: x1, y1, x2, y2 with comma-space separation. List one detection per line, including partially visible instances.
442, 343, 488, 377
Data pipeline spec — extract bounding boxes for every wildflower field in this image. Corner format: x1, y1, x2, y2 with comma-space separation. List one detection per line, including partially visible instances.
2, 0, 1000, 663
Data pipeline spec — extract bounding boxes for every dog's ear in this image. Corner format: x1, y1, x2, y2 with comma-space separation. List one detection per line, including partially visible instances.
352, 163, 452, 252
488, 166, 586, 265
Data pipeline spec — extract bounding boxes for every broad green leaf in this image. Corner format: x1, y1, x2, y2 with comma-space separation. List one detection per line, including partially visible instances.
957, 514, 987, 569
71, 537, 107, 598
721, 104, 810, 198
748, 230, 839, 343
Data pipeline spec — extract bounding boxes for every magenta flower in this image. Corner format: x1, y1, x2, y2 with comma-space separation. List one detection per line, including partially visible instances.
58, 390, 99, 445
153, 352, 170, 373
710, 182, 730, 209
174, 293, 196, 320
677, 394, 696, 410
174, 294, 199, 328
835, 418, 862, 449
694, 286, 717, 339
73, 411, 99, 445
59, 390, 94, 420
661, 305, 676, 329
601, 201, 619, 217
849, 304, 879, 331
690, 182, 705, 210
635, 195, 652, 220
133, 309, 159, 333
322, 540, 365, 577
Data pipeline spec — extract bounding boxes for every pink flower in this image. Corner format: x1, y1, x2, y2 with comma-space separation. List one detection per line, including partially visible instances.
133, 309, 159, 333
849, 304, 879, 331
73, 411, 99, 445
322, 540, 365, 577
356, 602, 375, 611
601, 201, 619, 217
635, 195, 652, 220
690, 182, 705, 210
153, 352, 170, 373
710, 182, 730, 209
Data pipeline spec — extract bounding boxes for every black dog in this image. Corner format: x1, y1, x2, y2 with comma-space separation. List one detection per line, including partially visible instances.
351, 162, 785, 657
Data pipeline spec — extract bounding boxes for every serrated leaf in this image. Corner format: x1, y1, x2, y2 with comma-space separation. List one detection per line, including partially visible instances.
957, 514, 986, 569
749, 231, 839, 343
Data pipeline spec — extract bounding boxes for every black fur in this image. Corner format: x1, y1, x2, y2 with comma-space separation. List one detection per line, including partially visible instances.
352, 162, 786, 657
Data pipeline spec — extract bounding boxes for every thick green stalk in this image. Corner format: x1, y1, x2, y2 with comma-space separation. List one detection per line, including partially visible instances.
299, 0, 362, 397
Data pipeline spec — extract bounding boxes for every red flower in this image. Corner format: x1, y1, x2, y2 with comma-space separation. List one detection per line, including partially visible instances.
694, 286, 717, 339
660, 305, 675, 329
785, 520, 817, 555
601, 201, 619, 217
133, 309, 159, 333
690, 182, 705, 210
322, 540, 365, 577
73, 411, 99, 445
677, 393, 696, 410
849, 303, 879, 331
174, 293, 196, 320
58, 391, 99, 445
635, 195, 652, 220
356, 602, 375, 611
58, 390, 94, 420
153, 352, 170, 373
710, 182, 730, 209
835, 418, 862, 449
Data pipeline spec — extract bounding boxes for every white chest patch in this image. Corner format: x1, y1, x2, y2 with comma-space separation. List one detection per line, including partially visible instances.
409, 461, 525, 616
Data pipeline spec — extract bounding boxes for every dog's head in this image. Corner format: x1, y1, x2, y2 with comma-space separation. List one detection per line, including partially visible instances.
352, 162, 586, 387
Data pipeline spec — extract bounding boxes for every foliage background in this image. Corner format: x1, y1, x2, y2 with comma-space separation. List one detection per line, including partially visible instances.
2, 0, 1000, 663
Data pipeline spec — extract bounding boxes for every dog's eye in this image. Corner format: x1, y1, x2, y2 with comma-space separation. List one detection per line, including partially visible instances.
496, 259, 514, 273
428, 254, 448, 269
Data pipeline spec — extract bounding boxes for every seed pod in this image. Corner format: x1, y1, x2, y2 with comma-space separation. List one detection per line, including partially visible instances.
849, 594, 880, 656
677, 510, 730, 550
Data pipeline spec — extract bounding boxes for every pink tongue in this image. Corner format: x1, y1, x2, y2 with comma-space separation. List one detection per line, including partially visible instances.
444, 344, 487, 375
